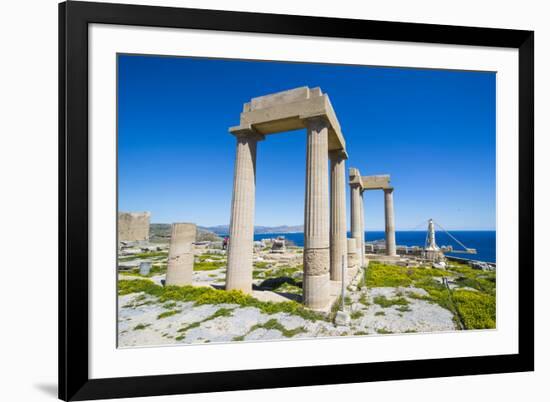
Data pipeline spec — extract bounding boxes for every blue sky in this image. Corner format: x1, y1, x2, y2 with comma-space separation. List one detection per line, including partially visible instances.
118, 55, 496, 230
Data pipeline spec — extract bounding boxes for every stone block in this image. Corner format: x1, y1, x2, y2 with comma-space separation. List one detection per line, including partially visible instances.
118, 212, 150, 242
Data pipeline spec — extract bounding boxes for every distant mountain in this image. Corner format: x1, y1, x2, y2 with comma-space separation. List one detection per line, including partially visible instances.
201, 224, 304, 235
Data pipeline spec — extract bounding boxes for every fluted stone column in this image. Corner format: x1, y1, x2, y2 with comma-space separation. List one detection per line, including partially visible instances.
226, 129, 264, 293
165, 223, 196, 286
384, 188, 397, 256
359, 190, 365, 266
329, 150, 347, 282
347, 238, 359, 283
303, 117, 330, 309
350, 182, 363, 267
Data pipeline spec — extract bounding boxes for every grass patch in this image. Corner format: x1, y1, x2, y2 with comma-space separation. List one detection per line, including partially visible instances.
133, 323, 151, 330
119, 251, 168, 262
350, 311, 364, 320
254, 261, 269, 269
396, 305, 411, 312
373, 295, 409, 308
376, 328, 393, 334
118, 279, 324, 321
374, 311, 385, 316
249, 318, 306, 338
358, 293, 369, 306
176, 308, 235, 336
198, 254, 224, 261
157, 309, 181, 319
194, 261, 225, 271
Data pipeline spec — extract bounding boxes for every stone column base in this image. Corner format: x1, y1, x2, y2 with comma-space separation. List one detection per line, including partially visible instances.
303, 272, 330, 310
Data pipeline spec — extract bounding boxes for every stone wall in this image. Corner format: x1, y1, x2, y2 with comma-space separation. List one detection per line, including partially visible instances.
118, 212, 150, 242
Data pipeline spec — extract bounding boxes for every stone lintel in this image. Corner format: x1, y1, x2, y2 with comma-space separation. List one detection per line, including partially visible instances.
233, 86, 345, 152
361, 175, 391, 190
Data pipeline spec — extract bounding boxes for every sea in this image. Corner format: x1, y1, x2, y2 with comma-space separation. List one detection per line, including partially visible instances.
252, 230, 496, 263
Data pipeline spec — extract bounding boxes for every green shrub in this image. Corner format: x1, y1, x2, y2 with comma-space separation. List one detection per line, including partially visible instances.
452, 290, 496, 329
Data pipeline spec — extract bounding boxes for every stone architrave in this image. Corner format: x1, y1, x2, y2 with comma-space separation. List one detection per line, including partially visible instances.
118, 212, 150, 242
302, 117, 331, 310
329, 149, 348, 283
384, 188, 397, 257
165, 223, 196, 286
225, 129, 264, 293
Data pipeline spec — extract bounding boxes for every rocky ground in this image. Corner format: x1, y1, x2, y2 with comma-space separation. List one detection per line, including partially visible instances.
117, 240, 491, 348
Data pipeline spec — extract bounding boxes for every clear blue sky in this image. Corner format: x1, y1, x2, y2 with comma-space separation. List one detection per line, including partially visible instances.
118, 54, 496, 230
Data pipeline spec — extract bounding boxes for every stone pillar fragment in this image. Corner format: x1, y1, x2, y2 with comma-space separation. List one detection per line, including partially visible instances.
384, 188, 397, 256
226, 129, 264, 293
303, 117, 330, 310
329, 150, 347, 282
165, 223, 196, 286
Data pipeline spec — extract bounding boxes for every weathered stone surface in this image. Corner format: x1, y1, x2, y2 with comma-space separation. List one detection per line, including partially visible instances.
118, 212, 150, 242
165, 223, 196, 286
226, 130, 264, 293
384, 188, 397, 256
303, 272, 330, 310
335, 311, 351, 326
302, 117, 331, 309
303, 248, 329, 276
330, 150, 347, 281
361, 175, 391, 190
232, 86, 345, 152
347, 238, 359, 271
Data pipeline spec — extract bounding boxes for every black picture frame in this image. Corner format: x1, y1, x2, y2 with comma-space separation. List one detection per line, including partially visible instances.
59, 1, 534, 400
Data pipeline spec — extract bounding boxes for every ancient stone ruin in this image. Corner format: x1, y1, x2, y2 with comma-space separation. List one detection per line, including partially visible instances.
349, 168, 396, 261
118, 211, 151, 243
165, 223, 197, 286
225, 86, 349, 310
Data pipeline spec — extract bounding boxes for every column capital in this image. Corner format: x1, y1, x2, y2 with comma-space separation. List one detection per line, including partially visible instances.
303, 114, 330, 130
229, 126, 265, 142
383, 187, 394, 194
329, 148, 348, 161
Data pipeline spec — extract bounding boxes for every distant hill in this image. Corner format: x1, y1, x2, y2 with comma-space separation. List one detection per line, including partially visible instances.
202, 225, 304, 235
151, 223, 304, 237
150, 224, 222, 242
